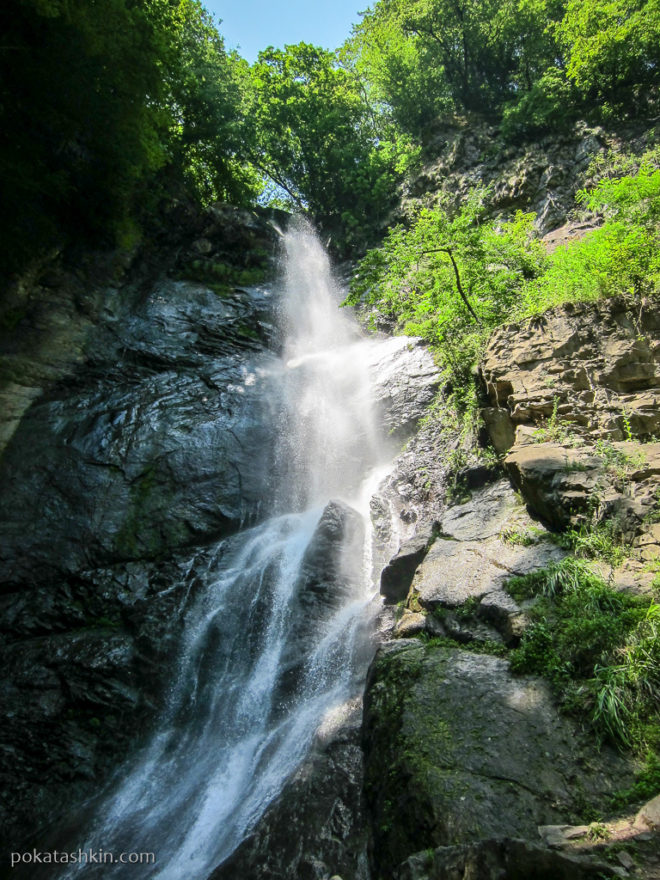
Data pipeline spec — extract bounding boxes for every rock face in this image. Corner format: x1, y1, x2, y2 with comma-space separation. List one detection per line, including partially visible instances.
0, 206, 283, 847
481, 296, 660, 447
505, 441, 660, 539
363, 641, 627, 879
480, 295, 660, 558
405, 118, 660, 234
272, 500, 365, 705
363, 475, 635, 880
367, 337, 441, 442
0, 281, 278, 585
395, 839, 614, 880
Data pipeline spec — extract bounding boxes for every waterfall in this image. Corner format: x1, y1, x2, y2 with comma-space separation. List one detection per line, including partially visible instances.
57, 221, 395, 880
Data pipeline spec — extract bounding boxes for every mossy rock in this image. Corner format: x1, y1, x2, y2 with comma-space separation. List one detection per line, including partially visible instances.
362, 641, 633, 877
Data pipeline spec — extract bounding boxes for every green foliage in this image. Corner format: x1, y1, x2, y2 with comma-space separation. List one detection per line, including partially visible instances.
345, 189, 547, 382
506, 557, 601, 601
342, 2, 454, 137
611, 748, 660, 807
559, 0, 660, 116
521, 163, 660, 315
592, 604, 660, 748
557, 522, 629, 567
507, 559, 659, 750
345, 0, 564, 129
0, 0, 256, 278
248, 43, 418, 254
500, 68, 578, 140
344, 0, 660, 146
163, 3, 261, 206
499, 526, 544, 546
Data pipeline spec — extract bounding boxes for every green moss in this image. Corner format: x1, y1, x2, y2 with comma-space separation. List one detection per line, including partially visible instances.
237, 324, 260, 340
178, 260, 267, 288
114, 461, 185, 559
499, 525, 545, 546
421, 634, 509, 658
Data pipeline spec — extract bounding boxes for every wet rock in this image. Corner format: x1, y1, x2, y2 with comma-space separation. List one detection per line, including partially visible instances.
362, 641, 632, 879
0, 281, 279, 586
272, 501, 365, 705
0, 206, 282, 847
0, 552, 203, 847
368, 337, 441, 442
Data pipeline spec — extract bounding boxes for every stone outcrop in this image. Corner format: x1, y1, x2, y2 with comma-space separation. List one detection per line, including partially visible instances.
395, 839, 615, 880
479, 294, 660, 561
481, 295, 660, 448
505, 441, 660, 543
363, 641, 629, 879
368, 337, 441, 442
363, 465, 649, 878
405, 118, 660, 234
272, 500, 365, 706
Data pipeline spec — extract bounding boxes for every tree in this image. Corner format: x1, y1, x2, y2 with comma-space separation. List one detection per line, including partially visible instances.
559, 0, 660, 114
248, 43, 416, 253
164, 1, 260, 206
343, 4, 452, 137
345, 0, 564, 127
0, 0, 257, 279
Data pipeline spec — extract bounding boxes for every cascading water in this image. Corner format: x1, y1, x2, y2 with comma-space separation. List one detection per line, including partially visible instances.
57, 221, 397, 880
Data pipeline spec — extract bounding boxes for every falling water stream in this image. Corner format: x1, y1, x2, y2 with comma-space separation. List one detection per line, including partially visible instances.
59, 221, 400, 879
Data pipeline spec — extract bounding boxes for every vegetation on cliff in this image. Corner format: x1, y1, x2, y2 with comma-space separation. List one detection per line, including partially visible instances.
345, 154, 660, 386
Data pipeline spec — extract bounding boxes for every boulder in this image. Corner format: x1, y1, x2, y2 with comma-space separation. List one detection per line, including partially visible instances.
505, 441, 660, 534
362, 642, 632, 879
380, 532, 432, 604
273, 501, 365, 704
635, 794, 660, 832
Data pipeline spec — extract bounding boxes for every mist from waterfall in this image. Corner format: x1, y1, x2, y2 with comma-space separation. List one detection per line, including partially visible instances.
55, 220, 395, 880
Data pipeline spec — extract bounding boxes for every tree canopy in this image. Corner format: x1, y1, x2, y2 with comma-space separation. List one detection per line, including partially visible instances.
247, 42, 417, 253
2, 0, 660, 277
0, 0, 255, 276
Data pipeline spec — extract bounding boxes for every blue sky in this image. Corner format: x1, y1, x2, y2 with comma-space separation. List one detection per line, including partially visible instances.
203, 0, 366, 63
